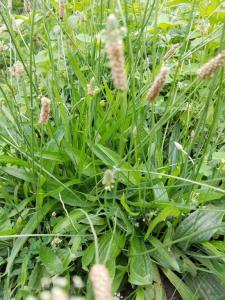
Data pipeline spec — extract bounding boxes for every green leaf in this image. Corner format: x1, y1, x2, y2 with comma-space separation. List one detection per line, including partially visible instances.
6, 200, 55, 273
0, 155, 29, 167
174, 206, 224, 249
82, 243, 95, 271
149, 237, 180, 272
28, 263, 45, 292
212, 151, 225, 162
53, 210, 84, 234
90, 144, 141, 185
120, 193, 139, 216
145, 207, 180, 239
46, 180, 97, 207
67, 52, 87, 89
144, 263, 167, 300
162, 269, 196, 300
39, 246, 64, 275
65, 14, 79, 31
185, 271, 225, 300
2, 166, 32, 182
82, 231, 125, 271
152, 182, 169, 202
197, 190, 224, 203
129, 236, 153, 286
76, 33, 92, 43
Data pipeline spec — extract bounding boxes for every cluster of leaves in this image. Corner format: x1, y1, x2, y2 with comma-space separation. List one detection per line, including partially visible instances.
0, 0, 225, 299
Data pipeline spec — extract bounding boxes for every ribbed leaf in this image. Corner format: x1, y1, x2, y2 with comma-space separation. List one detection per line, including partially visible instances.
149, 237, 180, 272
6, 200, 55, 273
162, 269, 196, 300
129, 236, 153, 286
185, 271, 225, 300
82, 231, 125, 270
174, 206, 224, 249
39, 246, 64, 275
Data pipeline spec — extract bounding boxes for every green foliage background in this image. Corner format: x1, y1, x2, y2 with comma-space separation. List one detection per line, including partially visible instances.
0, 0, 225, 299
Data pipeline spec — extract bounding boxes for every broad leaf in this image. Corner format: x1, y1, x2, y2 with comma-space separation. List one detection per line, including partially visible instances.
129, 236, 153, 286
185, 271, 225, 300
149, 237, 180, 272
174, 206, 224, 249
39, 246, 64, 275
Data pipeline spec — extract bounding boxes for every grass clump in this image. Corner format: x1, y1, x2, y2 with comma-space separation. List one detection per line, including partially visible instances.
0, 0, 225, 299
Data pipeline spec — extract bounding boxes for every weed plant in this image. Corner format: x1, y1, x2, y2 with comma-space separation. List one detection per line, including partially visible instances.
0, 0, 225, 299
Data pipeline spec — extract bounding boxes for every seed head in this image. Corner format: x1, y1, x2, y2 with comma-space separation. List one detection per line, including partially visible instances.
174, 141, 183, 151
40, 291, 51, 300
73, 275, 84, 289
197, 50, 225, 80
0, 42, 7, 52
102, 169, 115, 191
58, 0, 65, 19
147, 66, 169, 101
105, 14, 127, 91
89, 264, 113, 300
52, 276, 67, 288
51, 237, 62, 246
197, 20, 210, 35
51, 287, 69, 300
8, 0, 12, 11
13, 61, 25, 77
163, 44, 179, 62
24, 0, 32, 13
39, 96, 51, 125
87, 77, 98, 96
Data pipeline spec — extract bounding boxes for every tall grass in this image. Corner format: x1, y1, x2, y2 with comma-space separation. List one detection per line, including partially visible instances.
0, 0, 225, 299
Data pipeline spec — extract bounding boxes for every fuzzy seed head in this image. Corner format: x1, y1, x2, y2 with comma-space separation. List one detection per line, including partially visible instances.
58, 0, 65, 19
13, 61, 25, 77
52, 276, 67, 288
197, 50, 225, 80
39, 96, 51, 125
147, 66, 169, 101
8, 0, 12, 11
107, 14, 119, 34
89, 264, 113, 300
24, 0, 32, 13
163, 44, 179, 62
174, 141, 183, 151
102, 169, 115, 191
197, 20, 210, 35
87, 77, 98, 96
73, 275, 84, 289
0, 42, 7, 52
51, 237, 62, 246
40, 291, 51, 300
51, 287, 69, 300
106, 14, 127, 91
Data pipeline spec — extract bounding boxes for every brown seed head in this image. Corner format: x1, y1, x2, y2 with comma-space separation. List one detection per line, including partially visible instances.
197, 50, 225, 80
106, 14, 127, 91
13, 61, 25, 77
89, 264, 113, 300
58, 0, 65, 19
163, 44, 179, 62
24, 0, 32, 13
147, 66, 169, 101
39, 96, 51, 125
